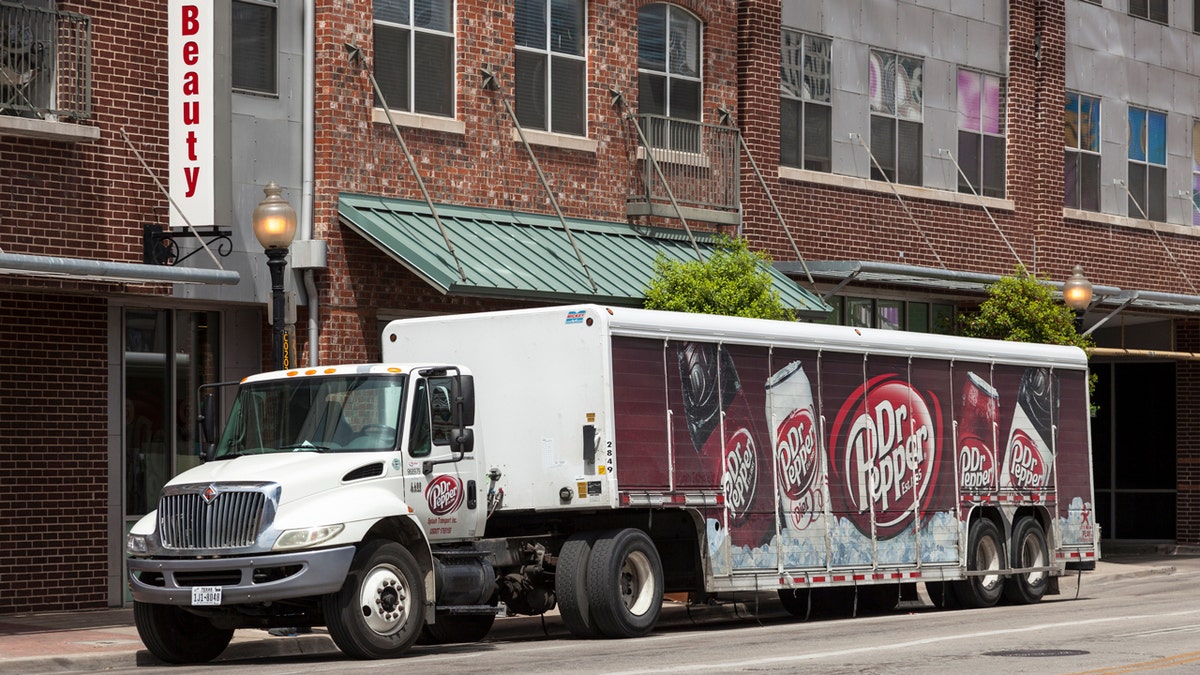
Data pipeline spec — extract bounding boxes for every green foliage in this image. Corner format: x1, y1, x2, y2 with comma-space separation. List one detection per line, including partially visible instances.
959, 266, 1094, 352
960, 266, 1098, 413
643, 235, 795, 321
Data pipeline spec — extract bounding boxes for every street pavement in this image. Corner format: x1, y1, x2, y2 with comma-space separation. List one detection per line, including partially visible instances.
0, 548, 1188, 674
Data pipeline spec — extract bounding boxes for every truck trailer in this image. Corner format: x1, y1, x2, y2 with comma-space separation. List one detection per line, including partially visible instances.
127, 304, 1098, 662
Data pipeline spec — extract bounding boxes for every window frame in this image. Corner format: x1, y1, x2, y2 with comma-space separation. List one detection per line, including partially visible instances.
1065, 91, 1102, 212
1192, 119, 1200, 226
232, 0, 278, 96
780, 29, 832, 173
637, 3, 703, 123
372, 0, 457, 118
514, 0, 588, 136
1129, 0, 1169, 24
955, 68, 1006, 198
1127, 105, 1167, 222
868, 48, 924, 186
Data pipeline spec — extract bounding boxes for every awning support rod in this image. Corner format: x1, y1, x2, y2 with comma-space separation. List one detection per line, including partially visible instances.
1082, 293, 1136, 337
1116, 178, 1197, 294
849, 133, 946, 269
823, 268, 862, 301
119, 127, 224, 270
344, 43, 467, 284
613, 89, 704, 261
937, 148, 1023, 268
481, 67, 598, 293
718, 107, 814, 286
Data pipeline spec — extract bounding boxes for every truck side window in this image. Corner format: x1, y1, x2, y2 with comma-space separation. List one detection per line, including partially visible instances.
408, 379, 432, 457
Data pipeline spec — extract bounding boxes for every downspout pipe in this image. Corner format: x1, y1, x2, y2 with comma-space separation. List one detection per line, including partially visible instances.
302, 0, 318, 367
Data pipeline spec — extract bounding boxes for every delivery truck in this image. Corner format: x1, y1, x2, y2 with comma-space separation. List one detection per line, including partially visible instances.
127, 304, 1098, 662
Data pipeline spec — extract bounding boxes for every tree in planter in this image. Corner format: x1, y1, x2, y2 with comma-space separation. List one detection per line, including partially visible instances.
959, 265, 1097, 410
643, 235, 794, 321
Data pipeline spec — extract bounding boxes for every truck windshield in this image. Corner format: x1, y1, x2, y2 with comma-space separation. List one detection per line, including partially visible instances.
215, 374, 406, 458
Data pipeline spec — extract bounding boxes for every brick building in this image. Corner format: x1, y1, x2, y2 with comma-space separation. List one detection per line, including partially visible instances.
0, 0, 1195, 613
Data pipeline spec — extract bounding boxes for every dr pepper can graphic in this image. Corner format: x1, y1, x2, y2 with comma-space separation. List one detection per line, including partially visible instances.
677, 342, 772, 548
1000, 368, 1060, 491
958, 371, 999, 493
766, 361, 824, 532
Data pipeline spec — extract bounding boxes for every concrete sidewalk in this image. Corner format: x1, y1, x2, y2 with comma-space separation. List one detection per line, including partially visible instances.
0, 553, 1183, 674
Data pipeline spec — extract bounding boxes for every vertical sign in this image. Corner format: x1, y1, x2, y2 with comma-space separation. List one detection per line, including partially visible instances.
168, 1, 215, 230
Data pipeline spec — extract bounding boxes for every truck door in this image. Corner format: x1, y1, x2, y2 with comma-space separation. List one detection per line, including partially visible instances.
403, 374, 485, 541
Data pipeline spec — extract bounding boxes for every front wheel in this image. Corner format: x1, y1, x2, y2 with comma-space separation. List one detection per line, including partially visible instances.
586, 528, 664, 638
322, 540, 425, 659
1004, 518, 1049, 605
954, 518, 1005, 609
133, 602, 234, 664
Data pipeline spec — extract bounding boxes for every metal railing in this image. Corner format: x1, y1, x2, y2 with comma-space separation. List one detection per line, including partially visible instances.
628, 113, 741, 220
1, 1, 91, 120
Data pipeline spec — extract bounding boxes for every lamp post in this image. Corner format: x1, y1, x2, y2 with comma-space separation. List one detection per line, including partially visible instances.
252, 182, 298, 371
1063, 264, 1093, 332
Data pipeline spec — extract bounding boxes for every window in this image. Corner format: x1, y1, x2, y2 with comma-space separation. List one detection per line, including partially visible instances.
1127, 106, 1166, 221
1065, 92, 1101, 211
1193, 120, 1200, 225
1130, 0, 1168, 23
232, 0, 277, 94
373, 0, 455, 117
869, 49, 923, 186
515, 0, 586, 135
637, 3, 702, 149
780, 30, 831, 172
829, 297, 955, 333
408, 379, 432, 457
956, 69, 1005, 198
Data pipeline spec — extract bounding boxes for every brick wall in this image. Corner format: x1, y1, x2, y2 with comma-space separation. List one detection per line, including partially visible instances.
1177, 320, 1200, 545
307, 0, 741, 363
0, 292, 108, 613
0, 0, 171, 611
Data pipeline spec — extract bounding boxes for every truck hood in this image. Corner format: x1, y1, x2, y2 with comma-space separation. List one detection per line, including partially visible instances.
166, 452, 395, 501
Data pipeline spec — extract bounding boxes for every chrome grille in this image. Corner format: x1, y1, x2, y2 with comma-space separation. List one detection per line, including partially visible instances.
158, 489, 266, 550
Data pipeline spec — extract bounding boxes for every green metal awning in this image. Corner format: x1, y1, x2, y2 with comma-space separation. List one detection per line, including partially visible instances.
337, 193, 830, 316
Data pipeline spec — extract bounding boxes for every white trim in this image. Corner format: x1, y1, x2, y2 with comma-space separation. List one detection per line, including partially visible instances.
1064, 207, 1200, 237
371, 108, 465, 135
778, 166, 1015, 211
511, 127, 597, 153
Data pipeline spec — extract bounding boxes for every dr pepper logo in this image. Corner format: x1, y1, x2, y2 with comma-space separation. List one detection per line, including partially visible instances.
776, 406, 823, 530
1006, 429, 1050, 490
829, 374, 942, 539
723, 428, 758, 521
425, 475, 464, 516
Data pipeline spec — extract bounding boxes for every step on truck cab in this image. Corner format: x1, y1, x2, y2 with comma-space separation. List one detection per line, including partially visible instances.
127, 304, 1099, 662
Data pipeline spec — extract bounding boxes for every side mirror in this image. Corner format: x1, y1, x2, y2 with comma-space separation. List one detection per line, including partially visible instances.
455, 427, 475, 455
456, 375, 475, 427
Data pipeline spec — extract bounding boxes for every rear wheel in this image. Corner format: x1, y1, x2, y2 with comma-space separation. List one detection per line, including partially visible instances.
133, 602, 233, 664
322, 540, 424, 659
777, 588, 811, 618
1004, 518, 1049, 605
557, 532, 601, 638
955, 518, 1005, 609
586, 528, 664, 638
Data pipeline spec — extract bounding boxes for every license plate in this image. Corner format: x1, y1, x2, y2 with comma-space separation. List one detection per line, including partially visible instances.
191, 586, 222, 606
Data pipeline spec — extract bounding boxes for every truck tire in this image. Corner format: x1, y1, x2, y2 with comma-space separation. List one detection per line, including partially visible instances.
419, 612, 495, 644
925, 580, 960, 609
586, 528, 663, 639
954, 518, 1005, 609
133, 601, 233, 664
1004, 517, 1049, 605
777, 588, 811, 618
556, 532, 600, 638
322, 540, 424, 659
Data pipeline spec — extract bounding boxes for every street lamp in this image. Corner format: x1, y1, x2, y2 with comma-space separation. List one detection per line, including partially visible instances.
1063, 264, 1093, 331
252, 182, 297, 371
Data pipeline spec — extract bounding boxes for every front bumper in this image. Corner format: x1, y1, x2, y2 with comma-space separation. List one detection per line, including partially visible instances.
128, 545, 356, 606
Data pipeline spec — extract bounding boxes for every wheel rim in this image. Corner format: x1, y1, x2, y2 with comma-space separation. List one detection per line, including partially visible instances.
358, 563, 411, 636
619, 550, 656, 616
1020, 532, 1047, 586
976, 534, 1002, 591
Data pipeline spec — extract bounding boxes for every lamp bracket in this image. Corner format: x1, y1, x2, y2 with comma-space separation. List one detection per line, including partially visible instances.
143, 224, 233, 266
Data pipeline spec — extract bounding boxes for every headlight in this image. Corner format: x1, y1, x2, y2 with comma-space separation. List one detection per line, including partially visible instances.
127, 534, 149, 555
273, 524, 345, 550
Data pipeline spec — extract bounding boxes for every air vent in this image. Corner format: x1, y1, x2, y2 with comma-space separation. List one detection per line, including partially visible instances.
343, 462, 385, 482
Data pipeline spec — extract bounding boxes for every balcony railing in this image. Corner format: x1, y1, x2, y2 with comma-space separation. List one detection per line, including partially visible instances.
1, 1, 91, 120
627, 114, 741, 225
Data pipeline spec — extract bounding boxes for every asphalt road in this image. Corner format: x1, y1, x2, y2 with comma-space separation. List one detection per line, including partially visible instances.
84, 555, 1200, 675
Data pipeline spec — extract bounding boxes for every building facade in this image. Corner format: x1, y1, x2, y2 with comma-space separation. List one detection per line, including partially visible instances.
0, 0, 1196, 613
